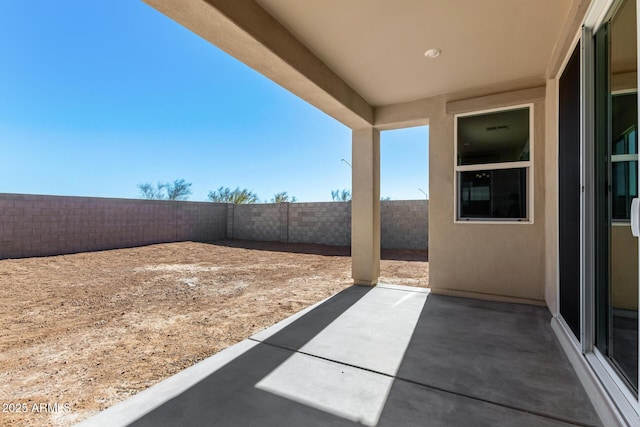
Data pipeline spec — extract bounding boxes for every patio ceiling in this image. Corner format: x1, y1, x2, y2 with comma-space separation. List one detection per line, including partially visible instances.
143, 0, 576, 127
255, 0, 574, 106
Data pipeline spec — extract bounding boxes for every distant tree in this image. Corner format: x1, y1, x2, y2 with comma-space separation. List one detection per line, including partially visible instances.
271, 192, 297, 203
164, 179, 192, 201
331, 189, 352, 201
138, 179, 192, 201
381, 196, 391, 201
208, 187, 259, 204
138, 182, 164, 200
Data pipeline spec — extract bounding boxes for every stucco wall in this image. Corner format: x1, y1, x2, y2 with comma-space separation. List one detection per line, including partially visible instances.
428, 88, 547, 305
0, 193, 228, 259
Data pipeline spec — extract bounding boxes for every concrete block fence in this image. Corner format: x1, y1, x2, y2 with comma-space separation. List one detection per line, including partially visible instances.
228, 202, 353, 247
228, 200, 428, 250
229, 203, 288, 242
0, 194, 227, 259
289, 202, 352, 246
0, 193, 428, 259
381, 200, 429, 250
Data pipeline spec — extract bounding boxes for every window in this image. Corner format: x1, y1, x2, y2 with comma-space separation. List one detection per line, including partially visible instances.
611, 92, 638, 221
455, 105, 533, 222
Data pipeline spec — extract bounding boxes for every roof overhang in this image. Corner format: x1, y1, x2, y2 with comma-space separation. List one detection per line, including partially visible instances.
143, 0, 587, 129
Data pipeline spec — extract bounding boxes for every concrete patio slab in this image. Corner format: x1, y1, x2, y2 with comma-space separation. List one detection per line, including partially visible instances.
397, 295, 602, 426
74, 339, 260, 427
378, 380, 581, 427
257, 352, 394, 426
296, 285, 428, 375
77, 284, 601, 427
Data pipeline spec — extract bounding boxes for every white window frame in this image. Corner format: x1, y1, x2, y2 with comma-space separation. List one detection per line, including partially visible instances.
453, 103, 535, 224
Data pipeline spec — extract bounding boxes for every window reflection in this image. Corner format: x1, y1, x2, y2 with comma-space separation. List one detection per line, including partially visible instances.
459, 168, 527, 220
601, 0, 638, 393
611, 93, 638, 221
457, 108, 530, 166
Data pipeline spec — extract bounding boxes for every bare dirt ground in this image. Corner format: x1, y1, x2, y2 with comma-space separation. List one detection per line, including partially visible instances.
0, 240, 428, 427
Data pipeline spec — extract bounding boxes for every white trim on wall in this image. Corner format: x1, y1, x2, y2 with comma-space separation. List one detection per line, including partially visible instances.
585, 0, 624, 29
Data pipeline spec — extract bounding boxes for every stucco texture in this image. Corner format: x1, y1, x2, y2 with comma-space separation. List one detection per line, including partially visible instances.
429, 90, 547, 304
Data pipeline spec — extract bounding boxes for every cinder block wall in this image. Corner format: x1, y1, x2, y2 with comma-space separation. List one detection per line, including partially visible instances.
289, 202, 351, 246
0, 195, 428, 260
381, 200, 429, 249
0, 194, 227, 259
228, 200, 428, 249
231, 203, 285, 242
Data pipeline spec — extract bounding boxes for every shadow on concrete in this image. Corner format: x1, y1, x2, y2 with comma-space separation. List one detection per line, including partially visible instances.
203, 239, 428, 262
126, 289, 601, 427
129, 285, 373, 427
379, 295, 602, 427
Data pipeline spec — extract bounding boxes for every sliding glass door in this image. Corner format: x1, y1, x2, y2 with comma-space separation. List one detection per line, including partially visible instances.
593, 0, 639, 394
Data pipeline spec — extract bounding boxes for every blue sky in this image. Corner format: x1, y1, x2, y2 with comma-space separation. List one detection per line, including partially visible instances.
0, 1, 428, 202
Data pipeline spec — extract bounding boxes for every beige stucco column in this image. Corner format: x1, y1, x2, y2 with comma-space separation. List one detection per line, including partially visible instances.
351, 127, 381, 286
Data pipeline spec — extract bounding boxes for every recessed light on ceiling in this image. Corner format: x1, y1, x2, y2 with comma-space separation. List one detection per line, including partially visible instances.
424, 48, 441, 59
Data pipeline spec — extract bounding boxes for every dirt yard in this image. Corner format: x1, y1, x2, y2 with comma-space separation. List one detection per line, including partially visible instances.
0, 240, 428, 427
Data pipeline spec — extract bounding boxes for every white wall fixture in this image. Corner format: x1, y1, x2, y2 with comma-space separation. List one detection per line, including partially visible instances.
424, 48, 441, 59
630, 198, 639, 237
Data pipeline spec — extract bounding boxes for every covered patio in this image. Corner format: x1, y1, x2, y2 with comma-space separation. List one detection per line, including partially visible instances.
73, 0, 639, 424
79, 284, 600, 426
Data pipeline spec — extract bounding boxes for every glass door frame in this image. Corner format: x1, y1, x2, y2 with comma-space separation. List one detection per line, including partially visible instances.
580, 0, 640, 420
